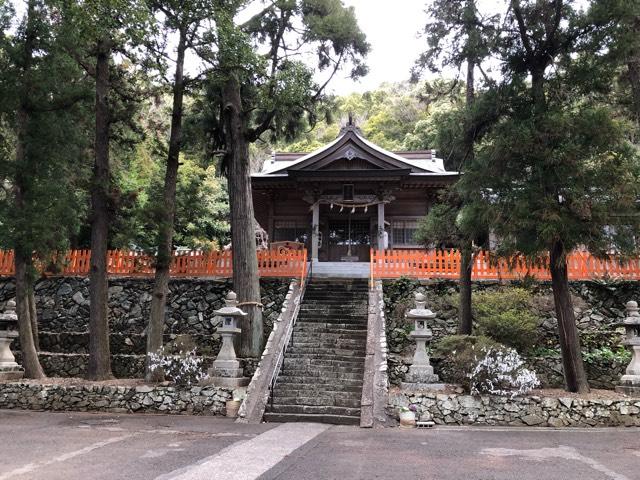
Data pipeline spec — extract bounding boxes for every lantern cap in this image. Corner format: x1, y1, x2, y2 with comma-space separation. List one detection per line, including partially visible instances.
213, 291, 248, 318
0, 299, 18, 323
624, 300, 640, 325
406, 291, 436, 320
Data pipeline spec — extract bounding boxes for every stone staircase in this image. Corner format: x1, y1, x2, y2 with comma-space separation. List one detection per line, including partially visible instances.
264, 278, 369, 425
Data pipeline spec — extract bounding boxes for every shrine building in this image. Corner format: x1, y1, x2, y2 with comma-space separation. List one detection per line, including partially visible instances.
251, 121, 459, 264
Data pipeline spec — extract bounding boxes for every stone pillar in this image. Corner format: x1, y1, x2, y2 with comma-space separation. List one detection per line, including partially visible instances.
202, 292, 249, 387
616, 300, 640, 395
401, 292, 444, 392
311, 201, 320, 262
377, 201, 385, 250
0, 300, 24, 380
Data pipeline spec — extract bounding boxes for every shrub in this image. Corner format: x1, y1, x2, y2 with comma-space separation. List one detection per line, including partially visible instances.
470, 347, 540, 397
148, 345, 208, 386
431, 335, 501, 390
473, 288, 539, 353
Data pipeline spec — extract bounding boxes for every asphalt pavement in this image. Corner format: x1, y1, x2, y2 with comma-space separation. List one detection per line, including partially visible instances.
0, 410, 638, 480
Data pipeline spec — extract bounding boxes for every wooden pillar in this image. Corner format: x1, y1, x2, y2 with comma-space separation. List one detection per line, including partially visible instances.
267, 192, 275, 241
311, 201, 320, 261
377, 202, 385, 251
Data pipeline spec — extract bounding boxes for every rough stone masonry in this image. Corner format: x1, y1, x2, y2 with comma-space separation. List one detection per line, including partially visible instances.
0, 277, 290, 378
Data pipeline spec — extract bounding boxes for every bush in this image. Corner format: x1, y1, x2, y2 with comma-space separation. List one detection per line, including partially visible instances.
470, 347, 540, 397
473, 288, 538, 353
148, 342, 208, 386
431, 335, 501, 390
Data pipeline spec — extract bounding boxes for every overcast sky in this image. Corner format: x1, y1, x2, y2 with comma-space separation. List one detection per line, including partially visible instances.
327, 0, 429, 95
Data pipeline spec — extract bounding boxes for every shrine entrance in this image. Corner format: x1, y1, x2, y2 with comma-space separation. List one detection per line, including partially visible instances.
324, 215, 372, 262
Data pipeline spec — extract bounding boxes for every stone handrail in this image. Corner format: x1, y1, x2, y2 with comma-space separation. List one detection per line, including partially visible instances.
235, 279, 303, 424
360, 280, 390, 427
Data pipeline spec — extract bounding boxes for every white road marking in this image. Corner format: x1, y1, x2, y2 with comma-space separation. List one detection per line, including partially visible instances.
0, 433, 137, 480
157, 423, 331, 480
481, 445, 631, 480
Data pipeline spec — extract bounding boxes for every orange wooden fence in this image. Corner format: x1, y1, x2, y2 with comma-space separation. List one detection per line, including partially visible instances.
0, 249, 308, 280
370, 249, 640, 281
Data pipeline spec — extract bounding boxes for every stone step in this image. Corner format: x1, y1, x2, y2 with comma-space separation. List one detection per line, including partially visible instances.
275, 375, 364, 386
295, 322, 367, 338
263, 412, 360, 425
302, 295, 368, 302
290, 339, 366, 349
284, 352, 365, 362
285, 348, 365, 357
274, 383, 363, 395
292, 327, 368, 336
281, 369, 364, 377
265, 403, 362, 417
281, 363, 365, 375
295, 317, 367, 325
298, 306, 368, 318
294, 323, 368, 332
291, 331, 367, 348
271, 394, 361, 408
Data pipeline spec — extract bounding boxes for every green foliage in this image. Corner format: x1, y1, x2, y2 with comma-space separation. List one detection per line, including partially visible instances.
431, 334, 501, 390
582, 346, 631, 365
277, 81, 461, 153
473, 288, 538, 353
0, 0, 93, 263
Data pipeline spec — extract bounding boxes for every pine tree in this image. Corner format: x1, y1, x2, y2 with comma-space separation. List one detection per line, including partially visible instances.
145, 0, 221, 382
59, 0, 153, 380
204, 0, 369, 357
461, 0, 640, 393
413, 0, 498, 334
0, 0, 92, 378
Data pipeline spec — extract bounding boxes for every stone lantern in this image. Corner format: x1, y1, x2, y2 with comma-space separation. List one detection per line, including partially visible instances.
616, 300, 640, 395
203, 291, 249, 387
401, 292, 445, 392
0, 300, 24, 380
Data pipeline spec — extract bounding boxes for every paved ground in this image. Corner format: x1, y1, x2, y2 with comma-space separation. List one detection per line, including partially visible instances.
1, 410, 639, 480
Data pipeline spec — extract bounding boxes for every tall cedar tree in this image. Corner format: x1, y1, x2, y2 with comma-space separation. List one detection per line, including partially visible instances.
145, 0, 216, 382
0, 0, 91, 377
461, 0, 640, 393
588, 0, 640, 131
60, 0, 152, 379
413, 0, 498, 334
205, 0, 368, 357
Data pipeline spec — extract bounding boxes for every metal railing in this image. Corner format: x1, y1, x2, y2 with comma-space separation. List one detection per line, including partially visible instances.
267, 260, 312, 408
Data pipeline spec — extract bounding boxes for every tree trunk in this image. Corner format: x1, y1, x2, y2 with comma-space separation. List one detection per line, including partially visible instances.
628, 58, 640, 128
457, 55, 476, 336
15, 251, 45, 379
223, 73, 263, 357
458, 240, 473, 335
87, 38, 113, 380
12, 0, 44, 379
28, 289, 39, 351
146, 29, 187, 381
627, 13, 640, 128
549, 239, 590, 393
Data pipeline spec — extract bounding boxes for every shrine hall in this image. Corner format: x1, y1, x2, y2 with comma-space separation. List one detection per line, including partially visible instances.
251, 121, 459, 264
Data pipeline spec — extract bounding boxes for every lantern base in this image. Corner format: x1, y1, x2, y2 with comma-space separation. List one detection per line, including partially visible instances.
405, 365, 439, 384
202, 376, 250, 388
615, 376, 640, 396
400, 382, 446, 392
0, 366, 24, 381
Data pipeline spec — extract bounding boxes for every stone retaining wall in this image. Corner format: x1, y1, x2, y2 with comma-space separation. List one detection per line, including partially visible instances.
383, 278, 636, 387
0, 277, 289, 377
388, 355, 628, 391
0, 381, 235, 415
389, 390, 640, 427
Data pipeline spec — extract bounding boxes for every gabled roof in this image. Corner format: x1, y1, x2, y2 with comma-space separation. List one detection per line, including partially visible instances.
255, 124, 457, 178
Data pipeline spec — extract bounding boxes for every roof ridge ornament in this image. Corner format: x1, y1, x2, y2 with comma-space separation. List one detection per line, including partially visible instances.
339, 112, 363, 136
